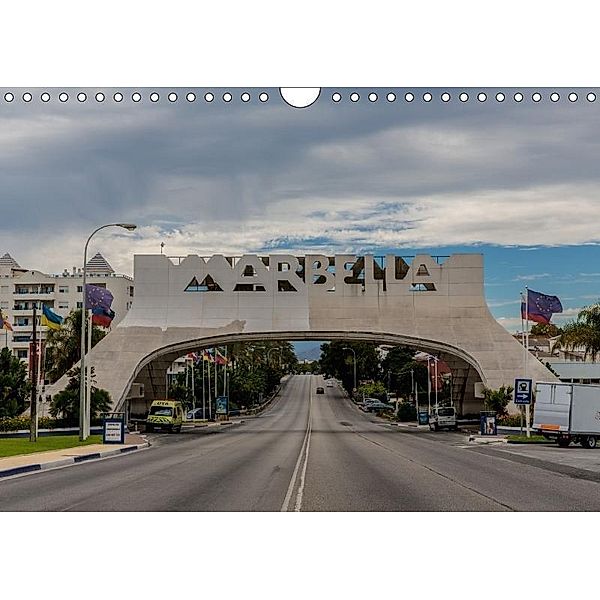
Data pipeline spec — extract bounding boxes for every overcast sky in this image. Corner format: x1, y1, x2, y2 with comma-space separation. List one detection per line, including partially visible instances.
1, 87, 599, 331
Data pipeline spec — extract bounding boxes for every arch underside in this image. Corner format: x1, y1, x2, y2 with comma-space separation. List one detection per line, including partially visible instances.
126, 329, 485, 415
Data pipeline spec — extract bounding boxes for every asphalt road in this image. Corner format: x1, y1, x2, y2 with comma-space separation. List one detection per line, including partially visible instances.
2, 374, 600, 511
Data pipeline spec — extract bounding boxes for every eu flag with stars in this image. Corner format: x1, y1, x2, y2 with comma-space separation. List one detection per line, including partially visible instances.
85, 284, 116, 328
521, 289, 563, 324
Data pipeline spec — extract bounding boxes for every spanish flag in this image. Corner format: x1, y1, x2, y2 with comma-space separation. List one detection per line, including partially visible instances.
41, 304, 64, 331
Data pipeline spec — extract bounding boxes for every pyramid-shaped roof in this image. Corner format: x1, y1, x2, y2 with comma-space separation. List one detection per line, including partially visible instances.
85, 252, 115, 274
0, 253, 22, 269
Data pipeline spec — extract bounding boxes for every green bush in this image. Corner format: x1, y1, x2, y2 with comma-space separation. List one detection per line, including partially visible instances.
0, 416, 102, 432
483, 385, 514, 417
396, 402, 417, 422
497, 413, 532, 427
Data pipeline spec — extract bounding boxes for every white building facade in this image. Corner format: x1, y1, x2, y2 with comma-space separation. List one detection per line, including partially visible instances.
0, 252, 134, 372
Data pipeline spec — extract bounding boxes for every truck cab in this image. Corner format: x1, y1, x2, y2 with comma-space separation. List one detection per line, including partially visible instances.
146, 399, 184, 433
428, 406, 458, 431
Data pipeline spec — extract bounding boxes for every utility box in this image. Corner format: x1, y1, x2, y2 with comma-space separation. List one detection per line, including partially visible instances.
480, 411, 497, 436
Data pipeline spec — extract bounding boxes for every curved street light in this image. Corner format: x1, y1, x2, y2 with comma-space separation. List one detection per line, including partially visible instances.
267, 347, 282, 367
79, 223, 137, 440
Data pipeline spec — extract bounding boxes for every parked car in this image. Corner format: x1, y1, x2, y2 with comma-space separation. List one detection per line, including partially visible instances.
316, 387, 325, 394
428, 406, 457, 431
186, 407, 208, 420
362, 400, 393, 413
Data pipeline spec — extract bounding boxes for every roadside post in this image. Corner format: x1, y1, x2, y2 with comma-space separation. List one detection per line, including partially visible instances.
514, 378, 533, 438
102, 412, 126, 444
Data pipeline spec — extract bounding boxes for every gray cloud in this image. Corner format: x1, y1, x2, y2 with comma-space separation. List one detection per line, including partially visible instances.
1, 88, 600, 274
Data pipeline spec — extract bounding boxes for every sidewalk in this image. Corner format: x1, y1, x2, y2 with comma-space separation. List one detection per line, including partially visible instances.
0, 433, 149, 479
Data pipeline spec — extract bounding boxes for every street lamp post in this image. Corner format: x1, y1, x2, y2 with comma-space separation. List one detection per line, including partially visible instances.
427, 355, 440, 414
342, 347, 357, 397
79, 223, 137, 441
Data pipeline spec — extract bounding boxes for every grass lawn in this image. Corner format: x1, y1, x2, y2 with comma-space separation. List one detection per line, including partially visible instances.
507, 434, 549, 444
0, 435, 103, 458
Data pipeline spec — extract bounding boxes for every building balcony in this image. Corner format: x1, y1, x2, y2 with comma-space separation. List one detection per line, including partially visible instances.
13, 291, 54, 296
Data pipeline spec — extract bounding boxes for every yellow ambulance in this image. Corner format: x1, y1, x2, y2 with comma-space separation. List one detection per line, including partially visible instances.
146, 399, 184, 433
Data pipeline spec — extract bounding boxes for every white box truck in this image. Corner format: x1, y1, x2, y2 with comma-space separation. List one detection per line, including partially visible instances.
533, 382, 600, 449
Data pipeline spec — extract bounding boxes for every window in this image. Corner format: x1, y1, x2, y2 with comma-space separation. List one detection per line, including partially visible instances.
16, 349, 28, 359
16, 318, 29, 326
58, 285, 69, 293
149, 406, 173, 416
77, 286, 83, 293
0, 301, 8, 309
13, 335, 31, 342
76, 301, 83, 308
129, 286, 134, 297
0, 285, 8, 293
58, 302, 69, 310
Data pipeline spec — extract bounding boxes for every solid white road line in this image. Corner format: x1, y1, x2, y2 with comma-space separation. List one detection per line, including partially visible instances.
294, 385, 313, 512
281, 375, 313, 512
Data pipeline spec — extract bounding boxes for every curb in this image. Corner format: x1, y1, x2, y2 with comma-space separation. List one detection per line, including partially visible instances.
467, 435, 508, 445
0, 442, 150, 479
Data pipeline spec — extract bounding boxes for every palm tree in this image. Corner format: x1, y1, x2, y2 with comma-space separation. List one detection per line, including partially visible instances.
44, 309, 107, 383
558, 302, 600, 360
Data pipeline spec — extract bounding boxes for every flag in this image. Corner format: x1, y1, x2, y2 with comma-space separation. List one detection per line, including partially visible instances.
41, 304, 63, 330
215, 349, 229, 365
86, 284, 115, 328
521, 289, 563, 325
430, 358, 451, 392
186, 352, 201, 364
0, 309, 13, 331
202, 349, 214, 363
91, 306, 115, 328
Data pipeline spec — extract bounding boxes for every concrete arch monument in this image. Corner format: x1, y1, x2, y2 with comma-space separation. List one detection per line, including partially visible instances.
58, 253, 555, 414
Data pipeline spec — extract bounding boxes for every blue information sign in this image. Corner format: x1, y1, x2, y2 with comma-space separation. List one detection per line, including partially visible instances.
514, 378, 533, 405
215, 396, 229, 415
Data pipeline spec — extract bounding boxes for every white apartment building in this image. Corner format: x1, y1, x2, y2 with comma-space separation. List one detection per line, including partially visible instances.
0, 252, 134, 369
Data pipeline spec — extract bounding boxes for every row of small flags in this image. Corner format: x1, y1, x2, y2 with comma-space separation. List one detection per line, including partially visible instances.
186, 349, 229, 365
0, 284, 116, 333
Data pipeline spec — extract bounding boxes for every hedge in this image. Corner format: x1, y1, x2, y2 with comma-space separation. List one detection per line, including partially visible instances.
0, 416, 102, 432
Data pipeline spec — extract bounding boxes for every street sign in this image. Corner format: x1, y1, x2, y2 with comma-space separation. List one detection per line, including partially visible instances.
514, 378, 533, 405
215, 396, 229, 416
103, 415, 125, 444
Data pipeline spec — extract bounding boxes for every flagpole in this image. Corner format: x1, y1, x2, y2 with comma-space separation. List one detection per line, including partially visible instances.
434, 357, 438, 411
520, 292, 525, 435
525, 286, 531, 438
208, 352, 212, 421
202, 354, 206, 420
224, 346, 228, 399
29, 305, 39, 442
86, 309, 92, 438
427, 358, 431, 416
191, 358, 195, 414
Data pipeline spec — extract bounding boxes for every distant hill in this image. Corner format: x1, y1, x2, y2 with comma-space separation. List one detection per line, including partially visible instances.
293, 341, 323, 362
